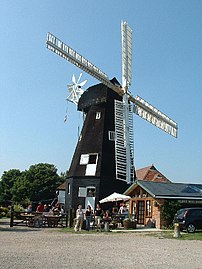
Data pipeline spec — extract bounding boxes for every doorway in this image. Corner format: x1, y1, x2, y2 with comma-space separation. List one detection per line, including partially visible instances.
137, 201, 145, 224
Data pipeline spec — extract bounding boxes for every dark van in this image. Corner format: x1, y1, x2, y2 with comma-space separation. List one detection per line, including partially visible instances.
174, 207, 202, 233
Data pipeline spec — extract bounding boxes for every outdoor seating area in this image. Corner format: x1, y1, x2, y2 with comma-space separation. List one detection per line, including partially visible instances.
73, 192, 137, 232
73, 213, 136, 231
10, 210, 136, 231
10, 211, 68, 228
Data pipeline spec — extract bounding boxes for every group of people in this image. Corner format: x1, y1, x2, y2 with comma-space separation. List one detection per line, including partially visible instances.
74, 203, 103, 232
26, 202, 64, 215
74, 203, 129, 232
26, 201, 128, 231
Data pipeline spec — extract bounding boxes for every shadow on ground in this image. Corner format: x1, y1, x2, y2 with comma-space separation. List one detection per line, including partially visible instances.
0, 219, 43, 233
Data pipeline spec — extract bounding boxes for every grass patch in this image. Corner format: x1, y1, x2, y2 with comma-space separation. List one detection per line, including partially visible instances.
51, 226, 202, 240
178, 232, 202, 240
149, 230, 202, 240
58, 227, 111, 234
57, 227, 75, 233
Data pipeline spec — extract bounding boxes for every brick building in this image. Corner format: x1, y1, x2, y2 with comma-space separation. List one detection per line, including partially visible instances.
125, 166, 202, 228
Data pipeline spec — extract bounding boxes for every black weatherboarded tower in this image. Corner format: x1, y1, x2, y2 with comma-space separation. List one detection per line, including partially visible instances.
66, 79, 132, 211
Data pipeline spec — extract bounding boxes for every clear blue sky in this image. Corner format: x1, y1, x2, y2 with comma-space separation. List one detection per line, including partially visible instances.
0, 0, 201, 183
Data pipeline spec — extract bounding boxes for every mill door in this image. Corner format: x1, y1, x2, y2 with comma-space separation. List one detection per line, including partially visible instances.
137, 201, 145, 224
85, 187, 96, 211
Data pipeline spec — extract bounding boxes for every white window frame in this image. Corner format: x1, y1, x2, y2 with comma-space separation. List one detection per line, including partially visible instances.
96, 112, 101, 120
78, 187, 87, 197
108, 131, 116, 141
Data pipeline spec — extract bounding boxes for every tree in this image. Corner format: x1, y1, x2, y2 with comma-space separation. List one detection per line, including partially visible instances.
0, 169, 22, 204
11, 171, 31, 205
12, 163, 64, 205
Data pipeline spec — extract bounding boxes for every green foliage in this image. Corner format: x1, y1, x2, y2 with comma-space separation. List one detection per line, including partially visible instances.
0, 169, 21, 203
0, 206, 10, 218
0, 163, 66, 206
161, 200, 180, 227
13, 203, 25, 212
178, 232, 202, 240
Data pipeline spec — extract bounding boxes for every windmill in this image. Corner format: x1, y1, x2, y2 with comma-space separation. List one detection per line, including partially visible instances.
46, 21, 178, 210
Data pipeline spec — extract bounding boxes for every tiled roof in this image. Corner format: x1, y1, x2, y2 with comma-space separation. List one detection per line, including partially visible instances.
136, 165, 171, 183
57, 181, 66, 190
136, 165, 152, 180
137, 180, 202, 199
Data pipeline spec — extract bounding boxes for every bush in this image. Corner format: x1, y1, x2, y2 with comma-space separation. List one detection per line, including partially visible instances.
0, 207, 10, 218
13, 203, 25, 212
161, 200, 180, 227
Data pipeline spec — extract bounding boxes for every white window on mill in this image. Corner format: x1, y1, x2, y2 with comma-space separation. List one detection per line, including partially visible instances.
96, 112, 101, 120
108, 131, 116, 141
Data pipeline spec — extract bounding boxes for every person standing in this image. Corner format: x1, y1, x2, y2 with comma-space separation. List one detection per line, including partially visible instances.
94, 203, 102, 230
85, 205, 92, 231
119, 203, 127, 214
74, 205, 84, 232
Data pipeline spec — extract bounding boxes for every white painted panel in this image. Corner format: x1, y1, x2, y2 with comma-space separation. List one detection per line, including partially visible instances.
58, 190, 65, 204
114, 100, 134, 183
80, 154, 89, 165
78, 187, 87, 197
122, 21, 132, 86
85, 164, 96, 176
133, 95, 178, 138
85, 197, 95, 211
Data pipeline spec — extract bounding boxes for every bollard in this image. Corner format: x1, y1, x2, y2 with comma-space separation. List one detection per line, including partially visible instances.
173, 222, 181, 238
104, 222, 110, 232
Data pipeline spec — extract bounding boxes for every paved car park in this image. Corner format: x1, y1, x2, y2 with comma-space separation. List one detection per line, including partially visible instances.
0, 219, 202, 269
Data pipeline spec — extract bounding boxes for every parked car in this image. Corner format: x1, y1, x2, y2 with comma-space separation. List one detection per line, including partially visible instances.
174, 207, 202, 233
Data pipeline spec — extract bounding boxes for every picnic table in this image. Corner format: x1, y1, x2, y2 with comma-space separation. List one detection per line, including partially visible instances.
10, 211, 67, 228
20, 213, 36, 226
44, 215, 61, 227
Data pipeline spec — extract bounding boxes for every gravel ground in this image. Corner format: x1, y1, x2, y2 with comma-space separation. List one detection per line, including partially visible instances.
0, 220, 202, 269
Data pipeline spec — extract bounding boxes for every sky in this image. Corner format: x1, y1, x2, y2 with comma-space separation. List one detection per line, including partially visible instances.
0, 0, 202, 183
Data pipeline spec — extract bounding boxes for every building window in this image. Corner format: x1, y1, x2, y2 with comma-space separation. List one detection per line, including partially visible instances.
80, 153, 98, 165
87, 187, 96, 197
96, 112, 101, 119
80, 154, 89, 165
156, 174, 162, 179
132, 201, 137, 215
142, 191, 147, 198
88, 154, 97, 164
146, 200, 152, 217
78, 187, 87, 197
108, 131, 116, 141
67, 183, 70, 194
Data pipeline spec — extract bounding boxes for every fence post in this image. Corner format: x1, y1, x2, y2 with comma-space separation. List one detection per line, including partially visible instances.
65, 212, 68, 228
69, 208, 73, 227
10, 205, 14, 227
